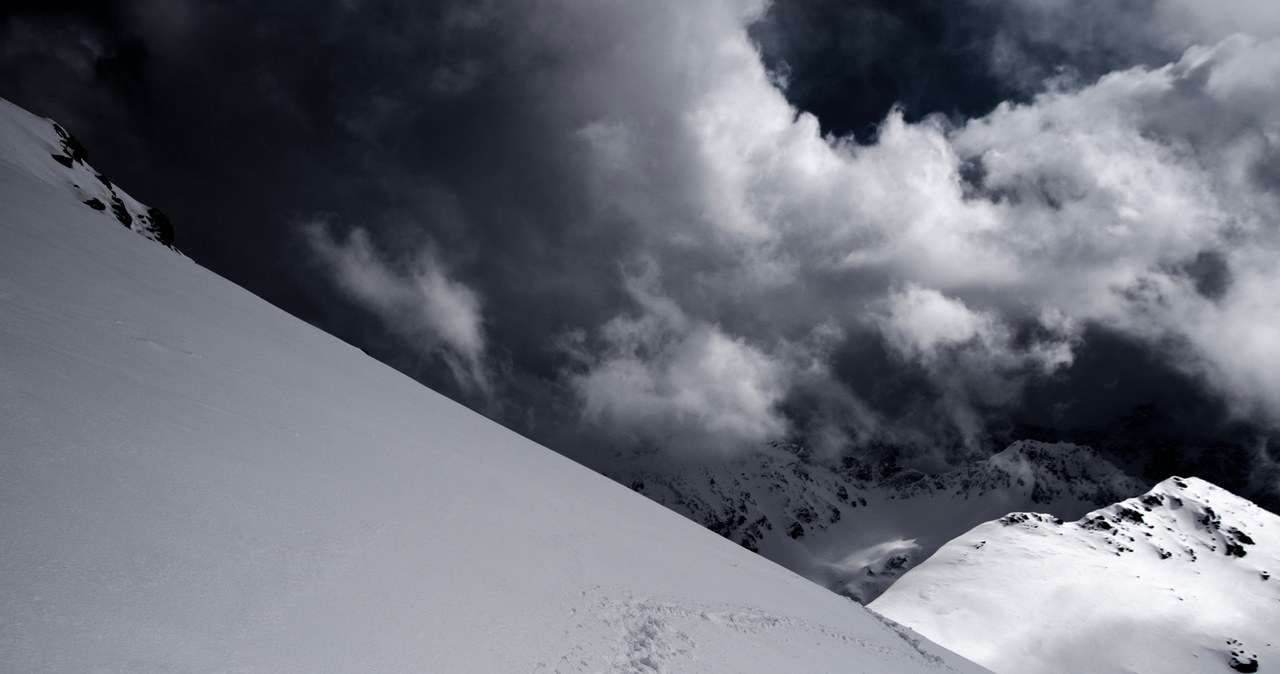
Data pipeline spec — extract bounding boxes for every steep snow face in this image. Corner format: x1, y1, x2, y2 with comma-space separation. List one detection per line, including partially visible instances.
0, 98, 173, 245
618, 440, 1145, 603
871, 476, 1280, 674
0, 97, 985, 672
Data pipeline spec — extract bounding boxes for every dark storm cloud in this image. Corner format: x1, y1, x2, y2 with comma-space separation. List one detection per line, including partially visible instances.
0, 0, 640, 405
748, 0, 1183, 139
3, 0, 1280, 504
750, 0, 1280, 137
749, 0, 1016, 139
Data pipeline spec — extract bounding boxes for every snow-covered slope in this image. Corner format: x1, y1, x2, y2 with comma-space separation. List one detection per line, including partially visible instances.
0, 98, 173, 246
871, 476, 1279, 674
0, 98, 986, 672
619, 439, 1145, 603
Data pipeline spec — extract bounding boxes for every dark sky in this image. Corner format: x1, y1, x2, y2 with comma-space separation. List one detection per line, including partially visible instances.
3, 0, 1279, 504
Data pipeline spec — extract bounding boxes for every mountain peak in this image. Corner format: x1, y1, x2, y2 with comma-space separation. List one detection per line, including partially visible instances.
1077, 474, 1265, 562
872, 474, 1279, 673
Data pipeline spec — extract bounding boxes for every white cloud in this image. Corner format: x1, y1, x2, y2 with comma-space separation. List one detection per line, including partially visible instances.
541, 4, 1280, 452
303, 223, 490, 393
569, 267, 790, 458
876, 285, 1077, 445
305, 1, 1280, 457
878, 285, 992, 362
941, 37, 1280, 425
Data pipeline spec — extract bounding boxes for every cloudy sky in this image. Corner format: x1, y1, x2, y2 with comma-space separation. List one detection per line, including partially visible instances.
4, 0, 1279, 501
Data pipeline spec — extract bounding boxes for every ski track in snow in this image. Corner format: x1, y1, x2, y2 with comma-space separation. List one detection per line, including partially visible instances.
538, 586, 950, 674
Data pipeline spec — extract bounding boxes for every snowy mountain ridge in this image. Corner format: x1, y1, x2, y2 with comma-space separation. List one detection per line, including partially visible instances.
871, 475, 1280, 673
618, 439, 1146, 602
0, 97, 173, 247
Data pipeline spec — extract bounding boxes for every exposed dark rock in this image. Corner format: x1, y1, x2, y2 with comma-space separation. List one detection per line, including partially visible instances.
144, 207, 175, 246
884, 554, 909, 573
110, 196, 132, 228
1230, 659, 1259, 673
1116, 507, 1146, 525
1199, 506, 1222, 531
1228, 527, 1255, 546
1083, 515, 1113, 531
1229, 655, 1259, 672
52, 123, 88, 162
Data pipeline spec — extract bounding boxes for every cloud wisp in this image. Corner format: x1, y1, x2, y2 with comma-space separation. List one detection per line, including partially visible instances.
304, 222, 491, 394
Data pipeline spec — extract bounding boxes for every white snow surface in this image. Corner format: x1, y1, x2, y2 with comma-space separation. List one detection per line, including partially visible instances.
871, 476, 1280, 674
0, 97, 987, 672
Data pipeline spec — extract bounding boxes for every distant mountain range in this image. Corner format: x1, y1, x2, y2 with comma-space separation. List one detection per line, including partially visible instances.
615, 439, 1146, 603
